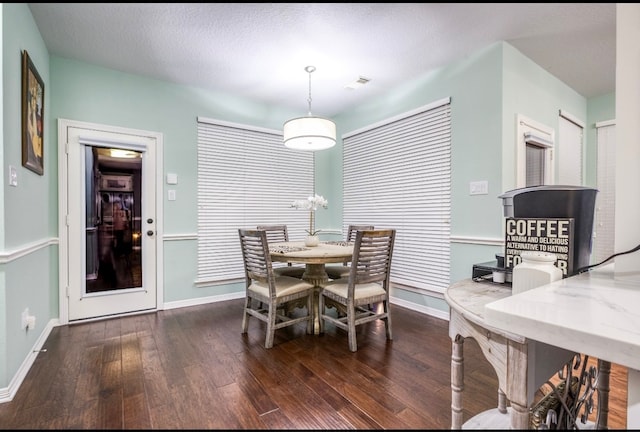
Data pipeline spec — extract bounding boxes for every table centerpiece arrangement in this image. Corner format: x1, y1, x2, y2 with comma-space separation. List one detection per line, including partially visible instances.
291, 194, 328, 247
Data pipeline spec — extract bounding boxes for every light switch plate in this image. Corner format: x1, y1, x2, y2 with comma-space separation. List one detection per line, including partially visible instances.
9, 165, 17, 187
166, 173, 178, 184
469, 180, 488, 195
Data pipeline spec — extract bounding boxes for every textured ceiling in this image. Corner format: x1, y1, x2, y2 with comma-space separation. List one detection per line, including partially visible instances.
28, 3, 616, 117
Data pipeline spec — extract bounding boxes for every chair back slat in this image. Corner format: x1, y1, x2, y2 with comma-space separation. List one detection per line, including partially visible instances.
350, 229, 396, 286
326, 224, 374, 270
257, 224, 298, 269
257, 225, 289, 243
346, 224, 375, 242
238, 229, 274, 286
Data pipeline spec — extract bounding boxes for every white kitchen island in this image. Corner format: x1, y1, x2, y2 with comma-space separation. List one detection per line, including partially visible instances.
484, 264, 640, 428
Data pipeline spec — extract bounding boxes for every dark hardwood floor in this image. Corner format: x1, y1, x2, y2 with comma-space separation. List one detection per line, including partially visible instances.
0, 298, 627, 429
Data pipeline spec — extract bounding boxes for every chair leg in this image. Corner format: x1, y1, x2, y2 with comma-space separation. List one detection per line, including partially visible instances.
384, 301, 393, 340
265, 303, 277, 349
241, 296, 251, 334
306, 293, 314, 335
318, 293, 325, 334
347, 304, 358, 352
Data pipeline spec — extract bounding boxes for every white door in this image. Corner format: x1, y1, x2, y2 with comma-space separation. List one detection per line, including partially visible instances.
59, 119, 161, 322
558, 110, 585, 185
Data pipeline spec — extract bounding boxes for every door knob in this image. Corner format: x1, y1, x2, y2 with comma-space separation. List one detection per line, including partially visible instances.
147, 230, 154, 236
147, 218, 154, 224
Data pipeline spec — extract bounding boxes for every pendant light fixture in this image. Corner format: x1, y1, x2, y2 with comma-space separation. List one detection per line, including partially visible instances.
283, 66, 336, 151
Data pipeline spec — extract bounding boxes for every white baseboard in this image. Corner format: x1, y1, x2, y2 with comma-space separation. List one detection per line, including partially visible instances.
162, 291, 245, 310
390, 296, 450, 321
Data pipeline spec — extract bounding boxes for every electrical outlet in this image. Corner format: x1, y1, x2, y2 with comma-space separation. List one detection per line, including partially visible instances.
27, 315, 36, 330
21, 308, 29, 330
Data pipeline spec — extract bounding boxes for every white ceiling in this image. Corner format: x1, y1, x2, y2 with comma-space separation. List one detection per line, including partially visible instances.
28, 3, 616, 117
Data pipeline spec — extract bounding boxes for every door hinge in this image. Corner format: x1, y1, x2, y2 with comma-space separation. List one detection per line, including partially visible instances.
65, 142, 69, 154
66, 215, 70, 226
66, 286, 70, 297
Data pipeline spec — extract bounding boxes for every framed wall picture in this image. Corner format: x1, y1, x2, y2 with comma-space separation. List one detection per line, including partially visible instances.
21, 50, 44, 175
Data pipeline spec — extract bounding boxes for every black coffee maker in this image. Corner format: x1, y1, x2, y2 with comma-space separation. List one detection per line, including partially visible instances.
473, 185, 598, 281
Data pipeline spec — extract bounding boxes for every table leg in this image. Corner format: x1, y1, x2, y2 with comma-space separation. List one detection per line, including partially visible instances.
498, 388, 507, 414
596, 359, 610, 429
302, 263, 329, 335
507, 342, 530, 429
451, 335, 464, 429
302, 263, 329, 287
628, 368, 640, 428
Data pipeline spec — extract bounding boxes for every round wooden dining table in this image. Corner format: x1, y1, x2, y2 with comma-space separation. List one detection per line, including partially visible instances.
269, 240, 354, 333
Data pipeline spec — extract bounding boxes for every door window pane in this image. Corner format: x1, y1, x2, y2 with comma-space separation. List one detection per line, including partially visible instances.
85, 146, 142, 293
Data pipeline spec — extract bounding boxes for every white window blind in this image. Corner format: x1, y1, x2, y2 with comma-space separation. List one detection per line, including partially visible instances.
524, 131, 553, 187
342, 98, 451, 294
196, 118, 314, 284
517, 116, 554, 188
525, 144, 545, 187
593, 121, 616, 264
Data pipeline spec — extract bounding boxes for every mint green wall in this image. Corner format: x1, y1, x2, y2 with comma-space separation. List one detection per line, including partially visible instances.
1, 4, 55, 389
313, 144, 342, 237
3, 4, 51, 248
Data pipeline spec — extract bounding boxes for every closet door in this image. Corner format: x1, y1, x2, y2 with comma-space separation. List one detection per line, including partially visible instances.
557, 110, 585, 186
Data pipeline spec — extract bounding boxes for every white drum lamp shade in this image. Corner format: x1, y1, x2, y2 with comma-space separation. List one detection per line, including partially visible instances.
283, 116, 336, 151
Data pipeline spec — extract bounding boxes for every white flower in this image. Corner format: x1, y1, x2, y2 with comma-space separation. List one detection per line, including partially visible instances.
291, 194, 328, 211
291, 194, 328, 235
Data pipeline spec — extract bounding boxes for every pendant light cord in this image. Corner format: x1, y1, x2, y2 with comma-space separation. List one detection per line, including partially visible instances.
305, 65, 315, 116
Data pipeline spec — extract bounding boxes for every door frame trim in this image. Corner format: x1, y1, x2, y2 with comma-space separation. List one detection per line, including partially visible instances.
57, 118, 164, 325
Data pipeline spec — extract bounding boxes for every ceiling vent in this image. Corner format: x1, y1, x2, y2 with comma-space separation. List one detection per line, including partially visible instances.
345, 76, 371, 90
